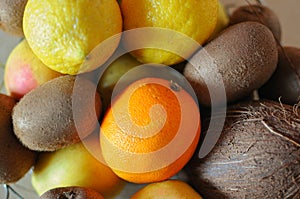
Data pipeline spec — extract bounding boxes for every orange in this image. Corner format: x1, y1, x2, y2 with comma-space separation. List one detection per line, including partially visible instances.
23, 0, 122, 75
100, 77, 200, 183
121, 0, 218, 65
131, 180, 203, 199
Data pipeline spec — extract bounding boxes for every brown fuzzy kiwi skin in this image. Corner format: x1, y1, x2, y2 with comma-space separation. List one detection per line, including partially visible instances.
12, 75, 102, 152
0, 94, 37, 184
40, 186, 104, 199
230, 5, 281, 42
184, 22, 278, 106
185, 100, 300, 198
259, 46, 300, 105
0, 0, 28, 36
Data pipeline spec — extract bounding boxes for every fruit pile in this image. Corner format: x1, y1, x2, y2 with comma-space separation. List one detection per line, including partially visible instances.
0, 0, 299, 198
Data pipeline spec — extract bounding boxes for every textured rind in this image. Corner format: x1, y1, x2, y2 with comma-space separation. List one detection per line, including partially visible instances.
0, 0, 28, 36
184, 22, 278, 106
230, 5, 281, 42
40, 186, 104, 199
121, 0, 219, 65
12, 75, 101, 151
23, 0, 122, 75
0, 94, 36, 183
186, 100, 300, 198
259, 46, 300, 105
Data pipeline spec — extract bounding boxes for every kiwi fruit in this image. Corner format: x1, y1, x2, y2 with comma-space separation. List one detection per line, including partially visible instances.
259, 46, 300, 105
184, 22, 278, 106
12, 75, 102, 151
230, 4, 281, 42
0, 93, 36, 183
186, 100, 300, 198
40, 186, 104, 199
0, 0, 28, 36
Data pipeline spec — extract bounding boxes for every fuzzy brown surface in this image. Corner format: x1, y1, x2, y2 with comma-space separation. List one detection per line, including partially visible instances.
186, 100, 300, 198
184, 22, 278, 106
259, 46, 300, 105
12, 75, 102, 151
230, 5, 281, 42
0, 94, 36, 183
0, 0, 28, 36
40, 186, 104, 199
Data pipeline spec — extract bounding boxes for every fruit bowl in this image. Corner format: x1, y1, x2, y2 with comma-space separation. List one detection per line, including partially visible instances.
0, 0, 299, 198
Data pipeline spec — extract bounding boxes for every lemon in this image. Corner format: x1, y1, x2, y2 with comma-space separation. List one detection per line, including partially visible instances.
121, 0, 219, 65
23, 0, 122, 75
209, 1, 230, 40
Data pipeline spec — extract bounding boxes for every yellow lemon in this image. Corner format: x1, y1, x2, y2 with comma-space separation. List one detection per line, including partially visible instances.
23, 0, 122, 75
209, 1, 230, 40
121, 0, 218, 65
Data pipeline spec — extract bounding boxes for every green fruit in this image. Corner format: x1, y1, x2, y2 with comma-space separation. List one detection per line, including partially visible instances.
98, 53, 140, 111
32, 135, 125, 198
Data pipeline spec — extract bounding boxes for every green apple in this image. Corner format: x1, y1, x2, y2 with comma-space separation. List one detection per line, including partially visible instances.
98, 53, 140, 111
31, 134, 125, 198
